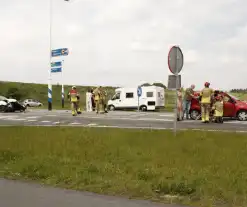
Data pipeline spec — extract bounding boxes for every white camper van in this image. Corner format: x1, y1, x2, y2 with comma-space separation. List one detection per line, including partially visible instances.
107, 86, 165, 111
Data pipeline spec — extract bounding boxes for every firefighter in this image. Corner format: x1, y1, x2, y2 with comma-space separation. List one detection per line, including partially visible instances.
101, 87, 108, 113
67, 86, 81, 116
199, 82, 214, 123
98, 86, 105, 114
212, 95, 224, 123
93, 87, 100, 113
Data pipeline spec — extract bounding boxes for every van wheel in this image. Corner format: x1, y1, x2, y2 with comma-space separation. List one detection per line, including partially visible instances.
109, 105, 115, 111
190, 109, 200, 120
140, 105, 147, 111
237, 110, 247, 121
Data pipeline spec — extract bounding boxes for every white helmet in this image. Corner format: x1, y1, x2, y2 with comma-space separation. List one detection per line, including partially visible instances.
72, 86, 76, 89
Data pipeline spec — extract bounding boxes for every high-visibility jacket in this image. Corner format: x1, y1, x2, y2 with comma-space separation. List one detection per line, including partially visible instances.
68, 89, 79, 102
200, 87, 214, 104
93, 88, 100, 101
213, 101, 223, 117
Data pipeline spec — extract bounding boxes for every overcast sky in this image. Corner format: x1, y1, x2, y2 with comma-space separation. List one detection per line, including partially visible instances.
1, 0, 246, 90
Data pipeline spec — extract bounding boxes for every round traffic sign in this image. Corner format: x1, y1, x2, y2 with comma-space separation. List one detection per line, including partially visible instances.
137, 87, 142, 97
168, 46, 183, 75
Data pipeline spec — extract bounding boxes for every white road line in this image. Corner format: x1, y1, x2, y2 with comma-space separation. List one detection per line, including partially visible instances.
87, 123, 98, 126
53, 125, 247, 133
0, 116, 19, 119
26, 120, 37, 122
53, 122, 60, 124
6, 118, 26, 121
159, 114, 174, 117
40, 121, 51, 123
81, 116, 173, 122
69, 122, 81, 125
26, 116, 39, 119
46, 115, 57, 117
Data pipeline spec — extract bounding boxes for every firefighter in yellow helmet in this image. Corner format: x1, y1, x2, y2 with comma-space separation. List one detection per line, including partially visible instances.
101, 88, 108, 113
67, 86, 81, 116
199, 82, 214, 123
93, 87, 100, 114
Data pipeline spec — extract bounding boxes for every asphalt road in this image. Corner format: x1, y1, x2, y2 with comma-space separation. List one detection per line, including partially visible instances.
0, 109, 247, 132
0, 179, 185, 207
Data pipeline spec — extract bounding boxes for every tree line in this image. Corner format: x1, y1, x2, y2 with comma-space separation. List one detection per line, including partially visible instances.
230, 89, 247, 93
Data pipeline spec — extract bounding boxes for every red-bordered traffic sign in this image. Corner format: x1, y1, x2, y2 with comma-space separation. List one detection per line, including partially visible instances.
168, 45, 183, 75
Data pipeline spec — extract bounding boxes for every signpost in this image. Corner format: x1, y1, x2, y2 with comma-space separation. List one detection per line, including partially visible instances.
168, 45, 184, 135
137, 86, 142, 112
51, 67, 62, 73
167, 75, 181, 90
51, 48, 69, 57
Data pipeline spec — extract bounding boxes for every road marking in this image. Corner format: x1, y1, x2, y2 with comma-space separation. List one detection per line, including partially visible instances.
26, 120, 37, 122
26, 116, 39, 119
159, 114, 174, 117
87, 123, 98, 126
11, 118, 26, 121
53, 122, 60, 124
69, 122, 81, 125
53, 125, 247, 133
46, 115, 57, 117
81, 116, 173, 122
41, 121, 51, 123
0, 116, 19, 119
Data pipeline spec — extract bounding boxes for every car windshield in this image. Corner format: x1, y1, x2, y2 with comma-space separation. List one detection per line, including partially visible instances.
228, 94, 240, 101
0, 95, 7, 101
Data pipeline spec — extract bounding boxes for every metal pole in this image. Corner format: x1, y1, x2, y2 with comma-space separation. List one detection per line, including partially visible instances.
61, 61, 65, 108
48, 0, 53, 111
138, 97, 139, 112
174, 47, 179, 136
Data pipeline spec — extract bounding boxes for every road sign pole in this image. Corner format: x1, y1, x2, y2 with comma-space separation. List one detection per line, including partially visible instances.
174, 47, 179, 136
168, 45, 184, 136
137, 86, 142, 112
48, 0, 53, 111
61, 61, 64, 108
138, 97, 139, 112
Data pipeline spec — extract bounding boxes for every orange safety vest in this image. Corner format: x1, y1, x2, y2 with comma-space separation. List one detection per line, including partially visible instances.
69, 89, 78, 102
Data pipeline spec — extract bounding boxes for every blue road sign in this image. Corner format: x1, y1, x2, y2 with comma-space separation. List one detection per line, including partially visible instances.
51, 48, 69, 57
51, 67, 62, 73
51, 61, 62, 67
137, 86, 142, 97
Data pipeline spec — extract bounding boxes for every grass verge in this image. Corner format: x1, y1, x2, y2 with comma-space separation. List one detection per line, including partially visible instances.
1, 127, 247, 206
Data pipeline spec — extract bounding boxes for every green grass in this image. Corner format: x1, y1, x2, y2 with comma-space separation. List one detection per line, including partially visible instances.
1, 127, 247, 206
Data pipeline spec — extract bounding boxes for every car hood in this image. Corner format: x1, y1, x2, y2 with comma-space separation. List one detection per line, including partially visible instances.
0, 100, 7, 105
7, 98, 17, 102
236, 100, 247, 107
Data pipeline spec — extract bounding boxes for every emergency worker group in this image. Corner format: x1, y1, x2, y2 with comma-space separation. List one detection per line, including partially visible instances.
177, 82, 224, 123
67, 85, 108, 116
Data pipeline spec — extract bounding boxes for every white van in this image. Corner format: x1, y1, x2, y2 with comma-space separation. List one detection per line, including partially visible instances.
107, 86, 165, 111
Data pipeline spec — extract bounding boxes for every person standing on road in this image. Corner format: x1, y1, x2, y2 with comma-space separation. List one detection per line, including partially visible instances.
200, 82, 214, 123
183, 84, 195, 119
91, 88, 95, 111
177, 88, 183, 121
67, 86, 81, 116
212, 94, 224, 123
86, 88, 92, 112
98, 86, 105, 114
101, 88, 108, 113
93, 87, 100, 114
